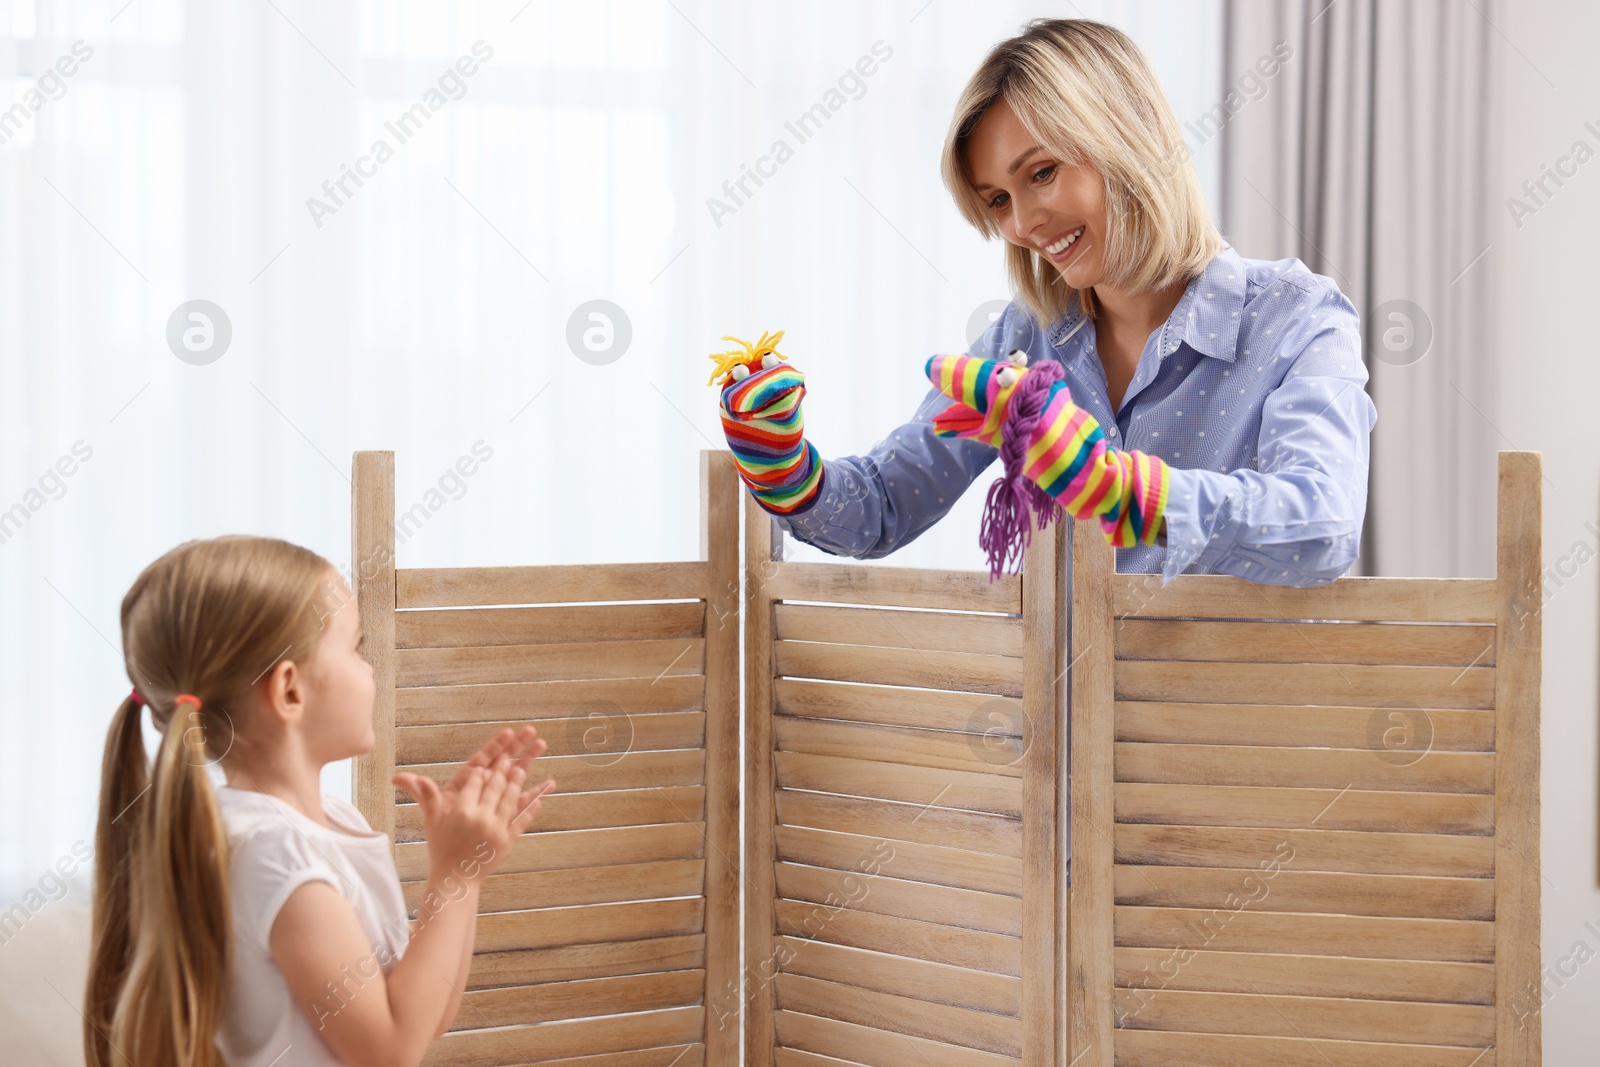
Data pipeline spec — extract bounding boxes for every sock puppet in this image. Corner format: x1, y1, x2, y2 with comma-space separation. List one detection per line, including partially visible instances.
709, 331, 1171, 580
707, 330, 823, 515
924, 350, 1171, 578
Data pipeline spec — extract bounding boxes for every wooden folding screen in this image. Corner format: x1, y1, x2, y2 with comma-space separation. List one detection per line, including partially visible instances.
351, 450, 741, 1067
742, 485, 1069, 1065
1066, 450, 1542, 1066
353, 446, 1541, 1067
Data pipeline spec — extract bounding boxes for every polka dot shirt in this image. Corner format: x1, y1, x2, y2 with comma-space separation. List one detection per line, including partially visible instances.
774, 245, 1378, 588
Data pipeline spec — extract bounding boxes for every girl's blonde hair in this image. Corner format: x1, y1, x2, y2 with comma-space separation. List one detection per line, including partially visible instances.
941, 18, 1225, 328
86, 535, 336, 1067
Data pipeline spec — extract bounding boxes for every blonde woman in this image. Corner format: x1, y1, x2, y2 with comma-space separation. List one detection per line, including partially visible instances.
85, 536, 557, 1067
718, 18, 1376, 586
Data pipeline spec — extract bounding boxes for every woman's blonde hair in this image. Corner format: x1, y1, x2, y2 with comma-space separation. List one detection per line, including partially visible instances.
85, 535, 336, 1067
941, 18, 1225, 328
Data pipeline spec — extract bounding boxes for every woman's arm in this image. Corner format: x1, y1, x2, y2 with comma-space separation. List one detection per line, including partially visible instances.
1157, 331, 1378, 587
775, 382, 1000, 559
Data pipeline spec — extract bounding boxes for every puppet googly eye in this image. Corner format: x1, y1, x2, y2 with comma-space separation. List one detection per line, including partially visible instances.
997, 367, 1018, 387
761, 354, 780, 369
730, 364, 751, 381
1009, 350, 1028, 367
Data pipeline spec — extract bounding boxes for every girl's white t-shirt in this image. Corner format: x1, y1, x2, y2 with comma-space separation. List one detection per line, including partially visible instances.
213, 784, 411, 1067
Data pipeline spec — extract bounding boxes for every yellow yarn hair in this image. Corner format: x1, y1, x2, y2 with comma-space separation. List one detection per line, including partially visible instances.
706, 329, 787, 387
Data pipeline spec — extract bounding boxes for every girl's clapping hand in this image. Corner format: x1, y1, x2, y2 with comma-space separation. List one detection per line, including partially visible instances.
392, 725, 557, 884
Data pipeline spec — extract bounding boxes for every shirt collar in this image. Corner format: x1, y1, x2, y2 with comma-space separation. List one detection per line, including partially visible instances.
1046, 243, 1246, 364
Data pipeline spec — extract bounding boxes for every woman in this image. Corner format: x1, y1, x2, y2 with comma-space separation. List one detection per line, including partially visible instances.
718, 18, 1376, 587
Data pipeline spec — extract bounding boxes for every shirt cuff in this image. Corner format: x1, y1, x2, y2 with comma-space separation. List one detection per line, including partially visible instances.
1158, 468, 1239, 584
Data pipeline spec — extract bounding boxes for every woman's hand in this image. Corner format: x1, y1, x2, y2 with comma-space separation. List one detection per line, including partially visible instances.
717, 358, 824, 515
924, 351, 1171, 548
923, 350, 1031, 448
392, 725, 556, 884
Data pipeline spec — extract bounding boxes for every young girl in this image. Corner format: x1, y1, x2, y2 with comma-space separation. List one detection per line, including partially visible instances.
84, 534, 557, 1067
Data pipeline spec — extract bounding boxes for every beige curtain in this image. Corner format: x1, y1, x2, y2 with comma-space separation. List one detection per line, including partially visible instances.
1218, 0, 1504, 578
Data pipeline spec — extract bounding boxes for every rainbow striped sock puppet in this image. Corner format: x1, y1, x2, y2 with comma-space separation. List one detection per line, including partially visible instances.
708, 330, 824, 515
925, 350, 1171, 580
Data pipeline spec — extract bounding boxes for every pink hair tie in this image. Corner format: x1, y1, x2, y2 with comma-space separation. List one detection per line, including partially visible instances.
129, 687, 144, 707
174, 694, 201, 710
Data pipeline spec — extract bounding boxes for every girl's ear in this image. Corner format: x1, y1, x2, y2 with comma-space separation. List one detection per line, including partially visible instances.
257, 657, 307, 728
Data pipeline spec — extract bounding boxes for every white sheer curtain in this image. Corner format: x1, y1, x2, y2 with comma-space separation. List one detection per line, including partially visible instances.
0, 0, 1219, 900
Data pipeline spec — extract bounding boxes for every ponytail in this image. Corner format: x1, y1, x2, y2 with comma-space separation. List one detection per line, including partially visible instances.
86, 693, 233, 1067
85, 693, 148, 1067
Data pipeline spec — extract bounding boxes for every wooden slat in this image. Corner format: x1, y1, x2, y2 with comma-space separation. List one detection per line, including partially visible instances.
432, 1046, 703, 1067
1115, 660, 1496, 709
776, 935, 1021, 1017
472, 898, 704, 954
1115, 742, 1495, 794
775, 640, 1022, 696
1070, 521, 1117, 1064
466, 934, 704, 990
392, 748, 704, 803
775, 1010, 1021, 1067
396, 638, 705, 687
776, 973, 1022, 1057
1115, 823, 1494, 878
775, 715, 1024, 779
421, 1005, 704, 1067
405, 859, 704, 914
1114, 782, 1493, 835
765, 560, 1022, 613
397, 786, 706, 840
775, 1051, 871, 1067
398, 600, 703, 649
1019, 514, 1063, 1067
775, 751, 1024, 817
1494, 450, 1542, 1066
1110, 573, 1498, 623
399, 560, 709, 608
1115, 906, 1494, 962
775, 825, 1023, 898
1113, 986, 1494, 1046
775, 900, 1021, 976
699, 449, 742, 1067
352, 451, 398, 844
776, 860, 1022, 936
1114, 947, 1493, 1005
744, 495, 781, 1067
776, 789, 1022, 858
450, 969, 704, 1031
775, 677, 1010, 733
775, 602, 1025, 655
1116, 1028, 1493, 1067
1113, 864, 1494, 920
396, 712, 705, 765
397, 600, 704, 648
395, 821, 706, 881
395, 675, 704, 725
1115, 701, 1494, 751
1114, 618, 1495, 666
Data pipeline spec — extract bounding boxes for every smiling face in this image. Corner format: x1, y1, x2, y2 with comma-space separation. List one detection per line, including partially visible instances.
966, 95, 1107, 292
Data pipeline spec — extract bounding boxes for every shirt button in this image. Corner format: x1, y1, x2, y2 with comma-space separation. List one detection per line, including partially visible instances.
1107, 427, 1118, 437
